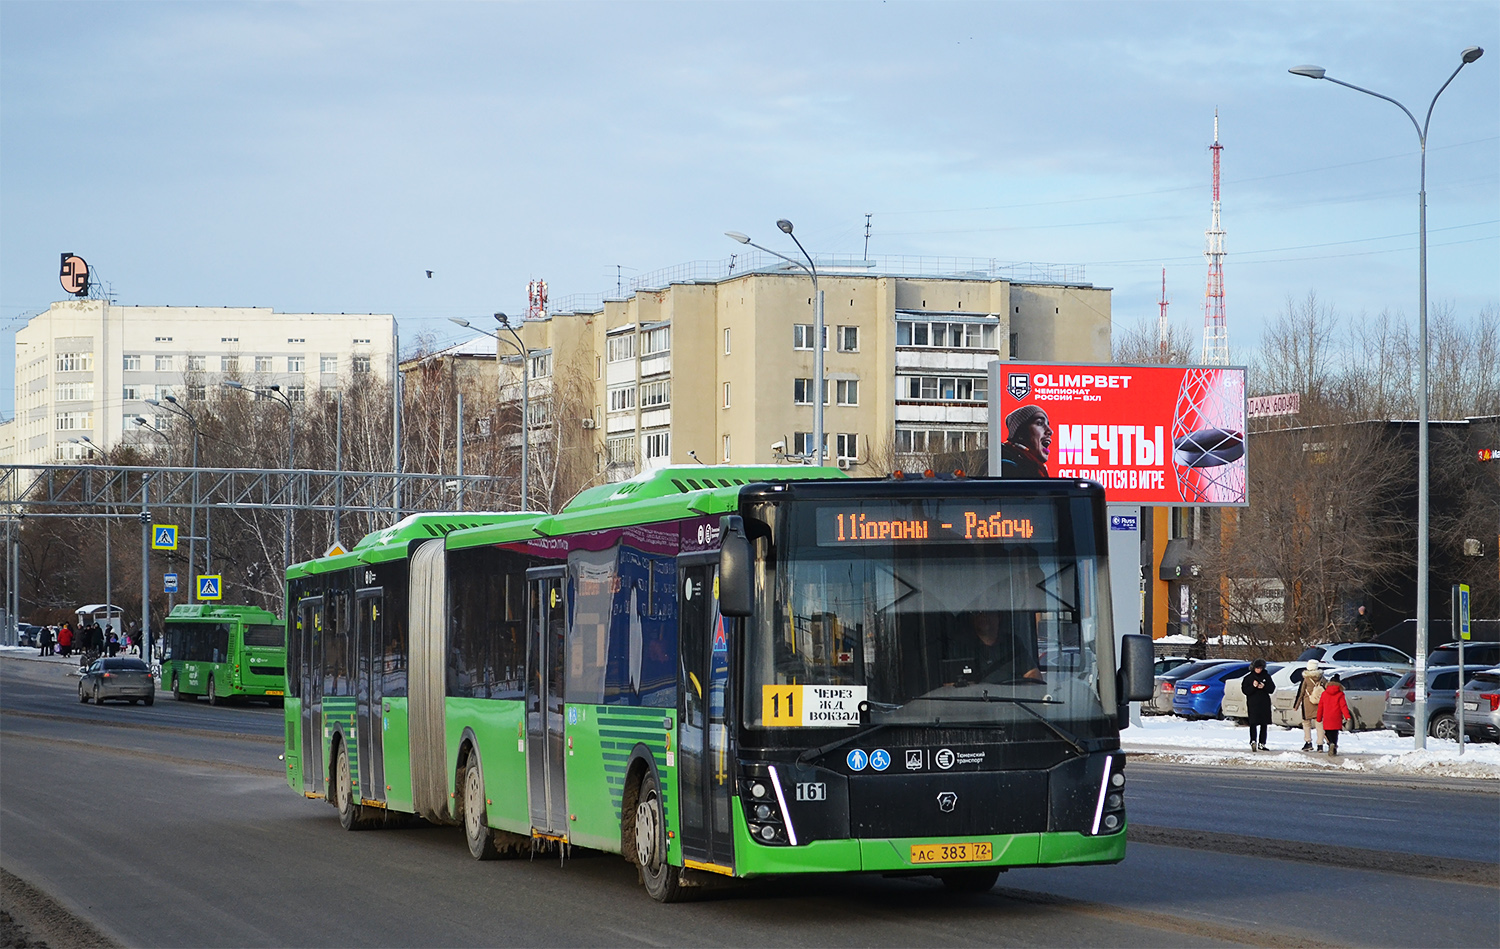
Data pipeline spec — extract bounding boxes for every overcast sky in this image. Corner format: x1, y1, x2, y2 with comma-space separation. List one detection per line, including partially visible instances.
2, 1, 1495, 416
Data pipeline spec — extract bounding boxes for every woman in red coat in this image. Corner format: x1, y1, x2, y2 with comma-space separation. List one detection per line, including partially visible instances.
1317, 674, 1354, 756
57, 623, 73, 658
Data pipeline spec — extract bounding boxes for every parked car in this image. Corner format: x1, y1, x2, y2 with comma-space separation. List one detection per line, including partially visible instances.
1457, 669, 1500, 743
1154, 655, 1193, 676
16, 624, 42, 648
1381, 666, 1489, 740
1220, 663, 1284, 723
1296, 642, 1413, 673
78, 657, 155, 706
1171, 661, 1252, 720
1428, 641, 1500, 670
1146, 658, 1237, 715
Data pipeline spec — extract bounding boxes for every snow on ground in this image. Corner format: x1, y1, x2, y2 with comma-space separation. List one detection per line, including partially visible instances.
1125, 714, 1500, 779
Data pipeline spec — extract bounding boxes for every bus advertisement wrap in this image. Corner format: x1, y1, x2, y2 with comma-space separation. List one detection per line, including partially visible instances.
992, 361, 1249, 506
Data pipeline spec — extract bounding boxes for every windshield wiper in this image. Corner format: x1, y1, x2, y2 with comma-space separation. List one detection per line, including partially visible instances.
796, 722, 891, 765
911, 693, 1090, 756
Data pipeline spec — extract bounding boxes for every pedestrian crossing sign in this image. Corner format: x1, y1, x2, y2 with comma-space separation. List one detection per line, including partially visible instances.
152, 525, 179, 550
197, 575, 222, 601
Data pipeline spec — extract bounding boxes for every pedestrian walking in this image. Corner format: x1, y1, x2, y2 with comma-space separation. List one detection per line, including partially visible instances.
1317, 673, 1354, 756
1295, 659, 1327, 752
1241, 658, 1276, 751
57, 623, 73, 658
38, 625, 54, 656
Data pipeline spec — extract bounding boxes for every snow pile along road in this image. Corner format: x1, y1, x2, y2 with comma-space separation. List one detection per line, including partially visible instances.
1123, 715, 1500, 779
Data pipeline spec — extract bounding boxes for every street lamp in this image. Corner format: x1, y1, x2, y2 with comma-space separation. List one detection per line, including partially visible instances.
72, 436, 113, 629
449, 315, 532, 510
727, 222, 826, 465
223, 381, 295, 607
1291, 45, 1485, 750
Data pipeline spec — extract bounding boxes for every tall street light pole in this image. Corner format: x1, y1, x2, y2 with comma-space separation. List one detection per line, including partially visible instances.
1291, 46, 1485, 750
223, 381, 295, 612
450, 316, 531, 510
149, 397, 199, 591
75, 437, 113, 627
726, 223, 826, 465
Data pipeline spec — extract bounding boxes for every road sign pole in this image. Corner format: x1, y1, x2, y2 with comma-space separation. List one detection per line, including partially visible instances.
140, 474, 151, 669
1455, 583, 1470, 755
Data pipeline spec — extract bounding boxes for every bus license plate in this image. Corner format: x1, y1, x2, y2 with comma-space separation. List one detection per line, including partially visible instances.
264, 690, 284, 696
910, 842, 992, 865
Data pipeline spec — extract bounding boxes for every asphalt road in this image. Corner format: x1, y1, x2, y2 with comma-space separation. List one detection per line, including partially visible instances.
3, 654, 1497, 948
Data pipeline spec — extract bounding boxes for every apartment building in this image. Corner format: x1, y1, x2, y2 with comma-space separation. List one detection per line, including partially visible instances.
12, 299, 394, 465
497, 259, 1110, 482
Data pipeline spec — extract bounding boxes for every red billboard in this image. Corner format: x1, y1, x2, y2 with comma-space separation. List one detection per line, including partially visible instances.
991, 361, 1248, 506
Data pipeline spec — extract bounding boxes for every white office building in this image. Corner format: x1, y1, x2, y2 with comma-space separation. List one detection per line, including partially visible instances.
11, 299, 395, 465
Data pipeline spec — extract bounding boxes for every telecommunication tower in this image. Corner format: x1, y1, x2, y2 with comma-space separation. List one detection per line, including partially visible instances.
526, 279, 548, 321
1201, 111, 1229, 365
1157, 267, 1170, 361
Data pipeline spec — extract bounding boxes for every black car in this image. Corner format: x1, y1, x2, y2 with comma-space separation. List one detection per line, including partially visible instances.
78, 657, 155, 706
1428, 641, 1500, 670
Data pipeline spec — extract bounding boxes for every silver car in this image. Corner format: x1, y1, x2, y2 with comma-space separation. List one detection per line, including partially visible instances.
78, 657, 156, 706
1295, 643, 1412, 673
1458, 669, 1500, 743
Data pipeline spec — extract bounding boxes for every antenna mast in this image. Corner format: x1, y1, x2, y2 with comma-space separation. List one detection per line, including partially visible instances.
1158, 267, 1170, 361
1201, 111, 1229, 364
863, 213, 872, 261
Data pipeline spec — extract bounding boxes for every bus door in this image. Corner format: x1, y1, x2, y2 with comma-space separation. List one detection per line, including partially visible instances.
356, 584, 385, 806
525, 567, 568, 837
677, 557, 734, 868
299, 596, 325, 797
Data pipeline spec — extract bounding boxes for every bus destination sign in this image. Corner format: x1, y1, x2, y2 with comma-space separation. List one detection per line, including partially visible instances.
815, 501, 1057, 546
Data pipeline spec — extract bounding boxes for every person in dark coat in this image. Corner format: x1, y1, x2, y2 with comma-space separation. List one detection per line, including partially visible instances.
1240, 658, 1276, 751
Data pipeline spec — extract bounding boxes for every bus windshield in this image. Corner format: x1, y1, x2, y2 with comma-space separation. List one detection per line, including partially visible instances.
745, 494, 1114, 735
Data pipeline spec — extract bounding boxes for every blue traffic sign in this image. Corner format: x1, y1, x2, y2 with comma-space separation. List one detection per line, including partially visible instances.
196, 575, 222, 601
846, 749, 868, 771
152, 525, 179, 550
870, 749, 891, 772
164, 572, 178, 594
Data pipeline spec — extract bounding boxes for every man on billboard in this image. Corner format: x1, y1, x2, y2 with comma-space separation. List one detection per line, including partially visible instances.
1000, 405, 1054, 478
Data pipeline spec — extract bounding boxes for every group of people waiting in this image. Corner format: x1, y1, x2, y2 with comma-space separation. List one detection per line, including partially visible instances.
34, 620, 139, 660
1240, 657, 1354, 756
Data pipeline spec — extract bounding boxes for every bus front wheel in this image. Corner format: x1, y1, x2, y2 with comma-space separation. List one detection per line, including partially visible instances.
632, 771, 683, 903
172, 675, 189, 702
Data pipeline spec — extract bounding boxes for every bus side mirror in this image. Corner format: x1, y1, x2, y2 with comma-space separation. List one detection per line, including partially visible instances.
719, 515, 754, 617
1119, 633, 1154, 702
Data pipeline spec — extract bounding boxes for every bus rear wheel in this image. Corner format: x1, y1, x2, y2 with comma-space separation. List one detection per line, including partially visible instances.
335, 743, 374, 831
462, 756, 499, 860
939, 868, 1001, 893
207, 677, 220, 706
632, 771, 683, 903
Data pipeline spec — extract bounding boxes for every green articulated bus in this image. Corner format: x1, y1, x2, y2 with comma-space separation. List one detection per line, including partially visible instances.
162, 604, 287, 705
283, 465, 1153, 901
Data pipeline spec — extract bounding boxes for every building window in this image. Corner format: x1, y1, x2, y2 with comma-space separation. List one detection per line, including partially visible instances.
353, 338, 370, 345
607, 333, 636, 363
608, 385, 636, 413
255, 356, 273, 373
640, 326, 670, 356
185, 355, 205, 372
723, 434, 731, 462
154, 336, 173, 343
153, 355, 173, 372
55, 411, 93, 431
723, 382, 731, 408
793, 324, 828, 351
352, 355, 371, 374
55, 443, 89, 461
154, 385, 174, 401
792, 432, 829, 458
724, 328, 732, 355
287, 337, 305, 344
836, 433, 859, 462
896, 320, 997, 350
528, 352, 551, 379
186, 384, 206, 401
54, 383, 94, 402
287, 355, 305, 373
901, 375, 987, 403
640, 379, 670, 408
606, 435, 636, 466
122, 385, 140, 401
596, 356, 602, 379
122, 355, 140, 371
836, 379, 859, 406
1009, 333, 1019, 358
286, 385, 306, 403
793, 378, 829, 405
221, 355, 238, 372
896, 427, 988, 454
838, 326, 859, 352
320, 355, 338, 373
643, 431, 670, 460
221, 337, 239, 343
